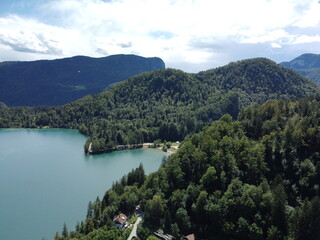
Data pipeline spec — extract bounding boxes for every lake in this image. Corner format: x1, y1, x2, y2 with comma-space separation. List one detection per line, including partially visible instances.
0, 129, 168, 240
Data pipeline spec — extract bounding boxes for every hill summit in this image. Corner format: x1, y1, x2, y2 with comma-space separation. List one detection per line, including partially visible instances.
0, 54, 165, 106
280, 53, 320, 84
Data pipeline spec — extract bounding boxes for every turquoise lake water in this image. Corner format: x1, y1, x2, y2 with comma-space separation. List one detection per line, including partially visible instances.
0, 129, 168, 240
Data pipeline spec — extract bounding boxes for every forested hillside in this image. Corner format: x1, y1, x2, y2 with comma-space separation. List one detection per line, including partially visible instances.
0, 58, 318, 154
280, 53, 320, 85
55, 96, 320, 240
198, 58, 316, 107
0, 54, 165, 106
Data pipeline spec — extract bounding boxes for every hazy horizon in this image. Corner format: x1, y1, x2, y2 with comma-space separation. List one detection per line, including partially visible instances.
0, 0, 320, 72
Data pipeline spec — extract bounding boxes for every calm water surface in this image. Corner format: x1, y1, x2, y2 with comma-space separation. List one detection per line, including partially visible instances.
0, 129, 168, 240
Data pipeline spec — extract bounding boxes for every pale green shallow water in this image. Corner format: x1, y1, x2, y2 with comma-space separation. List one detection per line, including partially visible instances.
0, 129, 168, 240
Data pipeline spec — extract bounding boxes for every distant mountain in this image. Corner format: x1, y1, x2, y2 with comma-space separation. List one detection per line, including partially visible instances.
1, 58, 318, 154
0, 54, 165, 106
280, 53, 320, 84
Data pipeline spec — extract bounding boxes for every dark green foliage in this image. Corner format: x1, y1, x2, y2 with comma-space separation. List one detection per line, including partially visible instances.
81, 226, 124, 240
137, 224, 152, 240
0, 54, 165, 106
134, 99, 319, 240
127, 163, 145, 187
176, 207, 191, 234
271, 183, 288, 237
239, 96, 320, 203
62, 223, 69, 239
291, 197, 320, 240
144, 194, 165, 226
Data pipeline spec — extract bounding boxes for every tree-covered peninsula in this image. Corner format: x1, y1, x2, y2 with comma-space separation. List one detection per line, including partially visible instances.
0, 58, 318, 155
55, 96, 320, 240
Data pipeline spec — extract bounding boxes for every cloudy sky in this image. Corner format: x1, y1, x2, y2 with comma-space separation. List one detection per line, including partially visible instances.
0, 0, 320, 72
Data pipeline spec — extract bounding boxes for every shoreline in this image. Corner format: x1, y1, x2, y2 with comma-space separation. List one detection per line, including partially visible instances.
0, 128, 178, 155
143, 143, 177, 155
87, 142, 178, 155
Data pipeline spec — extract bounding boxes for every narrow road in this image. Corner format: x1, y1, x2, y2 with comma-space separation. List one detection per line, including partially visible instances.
88, 142, 92, 153
127, 215, 142, 240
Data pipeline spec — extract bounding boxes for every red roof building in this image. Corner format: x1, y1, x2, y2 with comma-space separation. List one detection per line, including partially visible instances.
113, 213, 128, 228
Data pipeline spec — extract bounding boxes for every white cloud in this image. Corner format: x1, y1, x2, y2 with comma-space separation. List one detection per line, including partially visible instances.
0, 15, 62, 55
271, 43, 283, 49
0, 0, 319, 72
293, 35, 320, 44
239, 30, 292, 44
293, 0, 320, 27
0, 14, 98, 59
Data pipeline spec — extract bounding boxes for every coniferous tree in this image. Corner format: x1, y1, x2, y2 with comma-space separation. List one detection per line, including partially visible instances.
62, 223, 69, 239
271, 184, 288, 237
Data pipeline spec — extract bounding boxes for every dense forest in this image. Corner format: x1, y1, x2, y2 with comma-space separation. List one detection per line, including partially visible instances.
0, 54, 165, 106
54, 96, 320, 240
0, 58, 318, 155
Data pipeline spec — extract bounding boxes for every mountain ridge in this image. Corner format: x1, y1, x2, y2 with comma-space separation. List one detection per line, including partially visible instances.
0, 54, 165, 106
280, 53, 320, 69
280, 53, 320, 84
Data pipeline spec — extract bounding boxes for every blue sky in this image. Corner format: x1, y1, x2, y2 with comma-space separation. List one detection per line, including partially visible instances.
0, 0, 320, 72
0, 0, 41, 16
